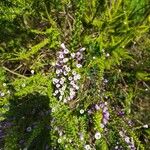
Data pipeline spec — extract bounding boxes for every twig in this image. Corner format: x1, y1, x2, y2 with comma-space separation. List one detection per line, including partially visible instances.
3, 66, 27, 78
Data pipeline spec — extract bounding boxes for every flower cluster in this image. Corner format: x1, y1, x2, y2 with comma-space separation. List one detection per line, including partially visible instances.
95, 102, 110, 128
119, 131, 136, 150
52, 43, 85, 103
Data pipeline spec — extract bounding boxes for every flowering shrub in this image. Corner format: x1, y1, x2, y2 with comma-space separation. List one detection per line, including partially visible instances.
0, 0, 150, 150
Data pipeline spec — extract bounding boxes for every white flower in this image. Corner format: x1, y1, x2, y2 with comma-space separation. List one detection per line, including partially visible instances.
68, 76, 73, 81
7, 90, 10, 94
119, 131, 124, 137
80, 109, 84, 114
63, 58, 69, 63
104, 79, 108, 83
3, 83, 6, 86
70, 90, 76, 96
79, 133, 84, 140
71, 53, 75, 58
76, 52, 81, 56
104, 102, 108, 105
125, 136, 130, 143
51, 62, 56, 66
70, 81, 75, 85
84, 144, 91, 150
61, 43, 66, 49
59, 53, 64, 59
72, 70, 77, 75
59, 131, 63, 136
63, 99, 67, 103
62, 85, 67, 90
67, 97, 71, 101
54, 90, 59, 94
64, 48, 69, 54
73, 75, 78, 81
76, 64, 82, 68
1, 92, 5, 97
59, 80, 64, 85
73, 85, 79, 90
52, 107, 55, 112
56, 84, 61, 88
100, 123, 105, 128
59, 96, 63, 101
65, 67, 71, 72
94, 132, 101, 140
58, 138, 62, 143
143, 124, 148, 128
145, 88, 148, 91
106, 53, 110, 57
61, 77, 66, 82
52, 78, 59, 84
93, 57, 96, 59
69, 139, 72, 143
63, 71, 68, 76
76, 74, 81, 80
26, 127, 32, 132
31, 70, 34, 74
56, 69, 61, 74
53, 93, 56, 96
22, 83, 26, 87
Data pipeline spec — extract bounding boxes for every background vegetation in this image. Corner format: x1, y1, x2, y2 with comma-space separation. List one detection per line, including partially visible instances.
0, 0, 150, 149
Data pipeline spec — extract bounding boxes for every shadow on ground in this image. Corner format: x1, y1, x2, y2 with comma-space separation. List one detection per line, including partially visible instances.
0, 92, 51, 150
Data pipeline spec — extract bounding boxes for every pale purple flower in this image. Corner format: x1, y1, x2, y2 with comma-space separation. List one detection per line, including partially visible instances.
79, 133, 84, 140
79, 47, 86, 52
103, 107, 108, 113
64, 48, 69, 54
103, 118, 108, 125
95, 104, 100, 110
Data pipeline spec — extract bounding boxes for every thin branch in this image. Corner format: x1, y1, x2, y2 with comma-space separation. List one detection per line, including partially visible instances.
3, 66, 27, 78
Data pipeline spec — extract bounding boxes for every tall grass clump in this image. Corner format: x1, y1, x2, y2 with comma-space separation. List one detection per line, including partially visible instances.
0, 0, 150, 149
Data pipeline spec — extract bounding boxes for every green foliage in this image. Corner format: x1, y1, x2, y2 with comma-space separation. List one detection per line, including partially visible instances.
0, 0, 150, 149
